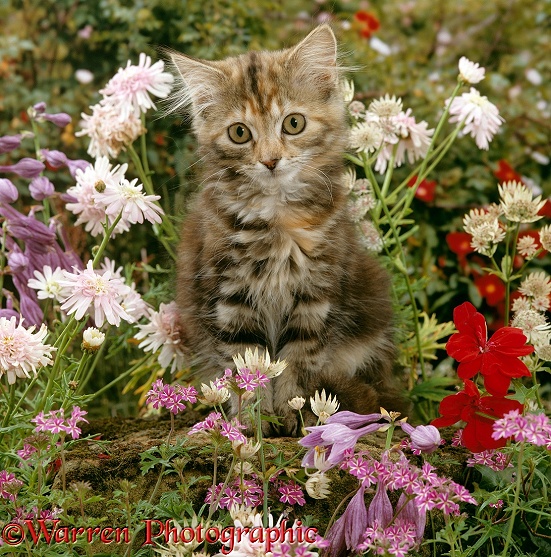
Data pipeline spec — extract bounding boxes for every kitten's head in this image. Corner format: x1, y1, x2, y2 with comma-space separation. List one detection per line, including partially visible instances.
166, 26, 348, 198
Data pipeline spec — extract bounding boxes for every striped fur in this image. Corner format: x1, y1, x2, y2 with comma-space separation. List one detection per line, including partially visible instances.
171, 26, 408, 435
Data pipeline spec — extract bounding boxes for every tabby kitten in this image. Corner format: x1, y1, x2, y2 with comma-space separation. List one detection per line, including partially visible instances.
169, 25, 407, 435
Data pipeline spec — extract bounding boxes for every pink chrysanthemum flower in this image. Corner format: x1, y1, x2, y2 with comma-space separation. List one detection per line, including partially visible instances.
0, 316, 55, 385
59, 261, 133, 326
66, 157, 129, 237
134, 302, 186, 373
95, 177, 164, 225
447, 88, 504, 150
100, 53, 174, 119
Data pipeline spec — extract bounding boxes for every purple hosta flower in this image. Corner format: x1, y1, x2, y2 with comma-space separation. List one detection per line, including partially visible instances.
33, 102, 47, 114
400, 422, 442, 454
145, 379, 197, 414
66, 158, 90, 179
59, 261, 133, 326
235, 367, 269, 391
100, 53, 174, 119
466, 450, 511, 472
188, 411, 246, 444
7, 250, 29, 273
301, 412, 385, 469
395, 492, 426, 540
278, 482, 306, 506
41, 112, 71, 128
366, 481, 393, 529
357, 519, 418, 557
0, 178, 19, 203
135, 302, 186, 373
31, 406, 88, 439
29, 176, 55, 201
0, 204, 56, 245
0, 471, 24, 501
0, 134, 22, 154
0, 158, 45, 179
40, 149, 68, 169
325, 486, 368, 557
492, 410, 551, 447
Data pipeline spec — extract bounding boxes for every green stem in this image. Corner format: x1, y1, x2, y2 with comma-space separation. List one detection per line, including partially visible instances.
502, 443, 524, 556
255, 389, 269, 527
503, 223, 520, 326
1, 382, 16, 429
87, 356, 149, 400
0, 221, 8, 308
92, 213, 123, 268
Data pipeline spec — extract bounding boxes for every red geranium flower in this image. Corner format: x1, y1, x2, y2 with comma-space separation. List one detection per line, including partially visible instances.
493, 159, 522, 183
474, 274, 505, 306
432, 379, 523, 452
408, 176, 437, 202
446, 302, 533, 396
446, 232, 474, 257
355, 11, 380, 39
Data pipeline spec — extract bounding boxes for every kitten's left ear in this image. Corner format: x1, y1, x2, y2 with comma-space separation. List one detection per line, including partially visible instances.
286, 25, 339, 86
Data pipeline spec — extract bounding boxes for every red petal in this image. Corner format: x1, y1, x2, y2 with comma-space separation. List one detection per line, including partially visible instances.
489, 327, 534, 357
482, 395, 524, 417
453, 302, 478, 331
463, 417, 507, 452
436, 391, 470, 420
457, 358, 481, 380
482, 371, 511, 397
432, 415, 460, 427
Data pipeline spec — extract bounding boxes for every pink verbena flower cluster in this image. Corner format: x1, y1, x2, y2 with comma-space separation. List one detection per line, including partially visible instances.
0, 470, 24, 501
466, 450, 511, 471
31, 406, 88, 439
145, 379, 197, 415
492, 410, 551, 447
187, 411, 246, 444
357, 519, 418, 557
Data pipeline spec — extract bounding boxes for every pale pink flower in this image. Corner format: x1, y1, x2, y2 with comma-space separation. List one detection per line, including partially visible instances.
100, 53, 174, 119
95, 178, 163, 225
458, 57, 485, 84
59, 261, 132, 326
0, 316, 55, 384
134, 302, 186, 373
447, 88, 504, 150
66, 157, 129, 237
76, 102, 145, 159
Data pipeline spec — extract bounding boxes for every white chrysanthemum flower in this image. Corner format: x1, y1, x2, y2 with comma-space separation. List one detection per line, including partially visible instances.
463, 207, 502, 234
288, 396, 306, 410
511, 296, 531, 314
98, 257, 124, 279
369, 94, 403, 119
0, 316, 55, 384
340, 78, 355, 104
305, 471, 331, 499
447, 88, 504, 150
81, 327, 105, 353
310, 389, 340, 423
59, 261, 133, 327
134, 302, 186, 373
539, 224, 551, 252
120, 283, 151, 322
100, 53, 174, 120
358, 220, 384, 252
469, 220, 505, 256
348, 100, 366, 119
458, 56, 485, 84
199, 380, 230, 405
76, 102, 146, 159
517, 236, 539, 259
66, 157, 130, 237
27, 265, 69, 302
499, 181, 545, 223
348, 121, 384, 153
511, 309, 550, 346
95, 178, 164, 226
232, 346, 287, 379
519, 271, 551, 301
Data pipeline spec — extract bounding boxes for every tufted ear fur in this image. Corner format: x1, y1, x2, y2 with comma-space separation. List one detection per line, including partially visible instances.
286, 25, 339, 89
163, 50, 226, 118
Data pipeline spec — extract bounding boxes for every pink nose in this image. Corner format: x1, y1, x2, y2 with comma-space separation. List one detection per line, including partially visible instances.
261, 159, 279, 171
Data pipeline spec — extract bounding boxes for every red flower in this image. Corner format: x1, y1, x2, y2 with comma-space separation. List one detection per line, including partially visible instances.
432, 379, 523, 452
474, 274, 505, 306
407, 176, 437, 202
446, 232, 474, 257
493, 159, 522, 183
538, 198, 551, 218
446, 302, 533, 396
355, 11, 380, 39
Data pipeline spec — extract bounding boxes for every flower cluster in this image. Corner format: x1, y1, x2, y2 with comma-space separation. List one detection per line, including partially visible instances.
492, 409, 551, 447
432, 302, 532, 452
0, 470, 24, 502
32, 406, 88, 439
77, 53, 173, 158
466, 450, 511, 471
145, 379, 197, 415
188, 411, 247, 444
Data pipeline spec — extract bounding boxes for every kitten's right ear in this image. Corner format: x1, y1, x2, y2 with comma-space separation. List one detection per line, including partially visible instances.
163, 49, 225, 118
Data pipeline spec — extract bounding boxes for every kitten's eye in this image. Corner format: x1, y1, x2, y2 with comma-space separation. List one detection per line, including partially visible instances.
282, 113, 306, 135
228, 123, 252, 144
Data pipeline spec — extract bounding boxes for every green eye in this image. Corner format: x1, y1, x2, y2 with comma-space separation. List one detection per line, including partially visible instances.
228, 123, 252, 144
282, 113, 306, 135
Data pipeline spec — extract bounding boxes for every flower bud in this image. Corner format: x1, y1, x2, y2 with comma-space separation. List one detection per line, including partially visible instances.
33, 102, 47, 114
29, 176, 55, 201
7, 251, 29, 273
0, 134, 22, 154
288, 396, 305, 410
409, 425, 441, 454
305, 472, 331, 499
40, 149, 68, 169
82, 327, 105, 353
0, 178, 19, 204
42, 112, 71, 128
0, 158, 45, 179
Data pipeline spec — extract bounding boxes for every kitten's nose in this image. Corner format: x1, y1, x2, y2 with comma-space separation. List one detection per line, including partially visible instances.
261, 159, 279, 171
